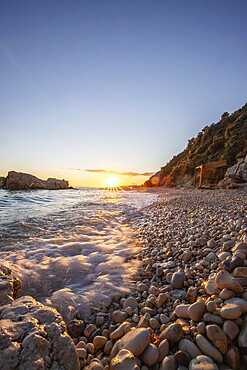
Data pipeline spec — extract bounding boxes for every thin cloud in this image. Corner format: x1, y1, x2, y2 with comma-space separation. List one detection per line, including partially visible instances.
84, 169, 154, 177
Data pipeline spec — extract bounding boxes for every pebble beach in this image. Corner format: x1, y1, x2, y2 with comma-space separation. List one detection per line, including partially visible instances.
1, 188, 247, 369
73, 188, 247, 370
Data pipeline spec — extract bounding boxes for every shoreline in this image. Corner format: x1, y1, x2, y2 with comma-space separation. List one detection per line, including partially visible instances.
1, 188, 247, 369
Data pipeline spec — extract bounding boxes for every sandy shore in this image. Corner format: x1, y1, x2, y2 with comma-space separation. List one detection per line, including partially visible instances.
1, 188, 247, 369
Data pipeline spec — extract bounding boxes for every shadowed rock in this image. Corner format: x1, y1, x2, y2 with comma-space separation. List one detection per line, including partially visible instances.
5, 171, 70, 190
0, 295, 80, 370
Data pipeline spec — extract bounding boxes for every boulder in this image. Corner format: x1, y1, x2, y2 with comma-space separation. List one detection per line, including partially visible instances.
5, 171, 70, 190
0, 295, 80, 370
225, 155, 247, 181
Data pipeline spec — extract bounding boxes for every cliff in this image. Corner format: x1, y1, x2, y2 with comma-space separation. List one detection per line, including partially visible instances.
145, 103, 247, 187
0, 171, 70, 190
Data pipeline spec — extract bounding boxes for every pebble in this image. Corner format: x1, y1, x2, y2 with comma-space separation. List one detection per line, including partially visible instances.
179, 339, 202, 359
93, 336, 107, 350
160, 323, 184, 344
186, 287, 198, 303
174, 350, 190, 366
224, 297, 247, 313
137, 283, 148, 292
195, 334, 223, 363
188, 301, 206, 321
205, 301, 217, 312
158, 339, 169, 362
215, 270, 244, 293
171, 271, 185, 289
203, 313, 223, 325
110, 349, 139, 370
156, 292, 168, 308
175, 304, 190, 319
238, 314, 247, 349
189, 355, 219, 370
110, 328, 149, 358
224, 345, 240, 370
205, 324, 227, 354
138, 313, 150, 328
220, 303, 242, 319
149, 317, 160, 330
219, 288, 232, 300
223, 320, 239, 341
141, 343, 159, 367
123, 297, 138, 310
159, 355, 177, 370
110, 322, 131, 340
112, 311, 128, 324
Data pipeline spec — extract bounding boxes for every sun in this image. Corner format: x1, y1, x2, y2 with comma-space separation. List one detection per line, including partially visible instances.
106, 175, 119, 188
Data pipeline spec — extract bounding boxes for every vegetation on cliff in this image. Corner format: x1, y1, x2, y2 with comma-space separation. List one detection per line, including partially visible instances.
145, 103, 247, 187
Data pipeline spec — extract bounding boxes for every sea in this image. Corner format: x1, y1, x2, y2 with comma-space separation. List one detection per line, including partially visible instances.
0, 188, 157, 320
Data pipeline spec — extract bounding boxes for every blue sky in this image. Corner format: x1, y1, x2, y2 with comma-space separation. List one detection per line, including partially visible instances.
0, 0, 247, 186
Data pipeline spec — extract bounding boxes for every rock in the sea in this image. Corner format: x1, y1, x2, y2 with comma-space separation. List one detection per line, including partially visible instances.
110, 349, 139, 370
110, 328, 149, 359
0, 295, 80, 370
189, 355, 219, 370
0, 176, 5, 188
5, 171, 70, 190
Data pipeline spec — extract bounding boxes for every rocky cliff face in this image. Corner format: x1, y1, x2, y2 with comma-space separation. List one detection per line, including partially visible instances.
145, 103, 247, 188
1, 171, 70, 190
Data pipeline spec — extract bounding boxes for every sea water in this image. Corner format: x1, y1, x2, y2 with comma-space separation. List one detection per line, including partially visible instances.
0, 188, 157, 320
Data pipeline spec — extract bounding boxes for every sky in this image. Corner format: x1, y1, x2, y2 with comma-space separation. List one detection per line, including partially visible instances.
0, 0, 247, 187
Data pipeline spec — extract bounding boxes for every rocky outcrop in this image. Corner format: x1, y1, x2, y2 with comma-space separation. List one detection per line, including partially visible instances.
218, 155, 247, 188
225, 155, 247, 180
0, 176, 5, 188
4, 171, 70, 190
0, 263, 79, 370
0, 296, 80, 370
0, 261, 21, 305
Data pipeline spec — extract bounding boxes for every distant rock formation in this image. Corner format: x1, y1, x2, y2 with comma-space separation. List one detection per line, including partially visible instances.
0, 171, 70, 190
0, 177, 5, 188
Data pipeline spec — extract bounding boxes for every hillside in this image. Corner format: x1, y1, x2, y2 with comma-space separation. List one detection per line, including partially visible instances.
145, 103, 247, 187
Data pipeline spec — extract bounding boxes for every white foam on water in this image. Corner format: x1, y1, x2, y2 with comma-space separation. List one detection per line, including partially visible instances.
0, 188, 157, 321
